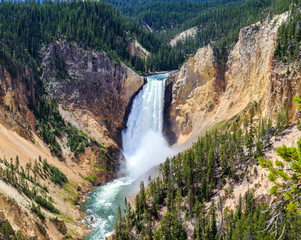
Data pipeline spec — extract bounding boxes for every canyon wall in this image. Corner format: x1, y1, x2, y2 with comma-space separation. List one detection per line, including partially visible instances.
0, 39, 145, 238
1, 10, 301, 240
165, 13, 301, 145
0, 64, 89, 238
0, 64, 36, 140
40, 39, 145, 148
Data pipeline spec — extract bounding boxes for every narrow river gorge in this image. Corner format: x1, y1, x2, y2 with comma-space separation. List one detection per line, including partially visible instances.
83, 73, 177, 240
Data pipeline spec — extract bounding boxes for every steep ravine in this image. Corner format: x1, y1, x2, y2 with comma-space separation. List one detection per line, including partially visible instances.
0, 10, 300, 240
164, 12, 301, 145
0, 39, 146, 239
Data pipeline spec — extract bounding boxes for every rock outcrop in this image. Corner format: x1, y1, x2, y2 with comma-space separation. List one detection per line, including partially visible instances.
164, 43, 225, 144
0, 65, 36, 141
40, 39, 145, 148
165, 12, 301, 144
128, 39, 150, 59
169, 27, 199, 47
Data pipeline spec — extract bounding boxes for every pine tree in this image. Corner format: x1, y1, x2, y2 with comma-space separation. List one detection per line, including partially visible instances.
210, 202, 217, 240
297, 119, 301, 131
187, 189, 194, 221
139, 181, 146, 211
175, 188, 183, 219
258, 96, 301, 239
153, 211, 187, 240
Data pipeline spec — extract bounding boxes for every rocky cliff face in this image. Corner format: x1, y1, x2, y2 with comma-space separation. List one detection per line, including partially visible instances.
40, 39, 145, 148
164, 43, 225, 144
165, 12, 301, 144
0, 65, 36, 140
0, 39, 145, 239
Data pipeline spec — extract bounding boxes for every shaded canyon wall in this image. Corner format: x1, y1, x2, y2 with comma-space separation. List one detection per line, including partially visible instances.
40, 39, 145, 148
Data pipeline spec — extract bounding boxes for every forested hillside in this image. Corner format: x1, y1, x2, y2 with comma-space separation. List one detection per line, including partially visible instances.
108, 0, 297, 33
0, 0, 152, 73
112, 4, 301, 237
0, 0, 300, 239
109, 0, 298, 67
113, 96, 301, 240
0, 0, 298, 73
274, 3, 301, 63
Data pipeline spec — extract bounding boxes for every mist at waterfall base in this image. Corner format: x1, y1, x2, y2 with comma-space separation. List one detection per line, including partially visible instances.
83, 73, 177, 240
122, 74, 175, 177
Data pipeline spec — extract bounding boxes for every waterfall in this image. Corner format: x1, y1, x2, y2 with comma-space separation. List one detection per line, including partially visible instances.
122, 73, 173, 177
84, 73, 175, 240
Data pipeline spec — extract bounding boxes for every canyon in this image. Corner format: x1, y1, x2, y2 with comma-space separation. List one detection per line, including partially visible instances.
0, 9, 300, 240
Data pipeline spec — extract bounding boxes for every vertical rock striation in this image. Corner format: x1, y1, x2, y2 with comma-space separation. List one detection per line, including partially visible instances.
164, 44, 225, 144
165, 12, 301, 144
40, 39, 145, 148
0, 65, 36, 140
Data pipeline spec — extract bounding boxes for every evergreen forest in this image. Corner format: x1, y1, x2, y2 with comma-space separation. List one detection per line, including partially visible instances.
0, 0, 300, 239
0, 0, 299, 74
113, 99, 301, 240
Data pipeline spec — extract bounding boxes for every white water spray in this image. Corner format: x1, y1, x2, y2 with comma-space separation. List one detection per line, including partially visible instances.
84, 73, 175, 240
122, 74, 175, 177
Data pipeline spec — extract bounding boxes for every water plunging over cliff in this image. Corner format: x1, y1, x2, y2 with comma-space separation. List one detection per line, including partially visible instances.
122, 73, 174, 177
84, 73, 175, 240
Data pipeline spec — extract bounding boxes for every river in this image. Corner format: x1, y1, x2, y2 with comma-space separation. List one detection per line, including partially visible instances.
83, 73, 176, 240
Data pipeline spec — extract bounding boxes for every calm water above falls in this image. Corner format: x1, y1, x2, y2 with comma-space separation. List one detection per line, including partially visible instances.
83, 73, 176, 240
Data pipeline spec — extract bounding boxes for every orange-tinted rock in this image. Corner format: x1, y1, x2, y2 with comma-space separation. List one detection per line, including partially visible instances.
165, 12, 301, 145
0, 65, 36, 141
